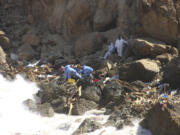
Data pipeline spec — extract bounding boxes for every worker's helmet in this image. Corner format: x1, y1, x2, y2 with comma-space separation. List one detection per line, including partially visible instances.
59, 66, 64, 74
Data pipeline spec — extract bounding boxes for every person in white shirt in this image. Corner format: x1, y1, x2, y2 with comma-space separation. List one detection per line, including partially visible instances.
115, 36, 127, 57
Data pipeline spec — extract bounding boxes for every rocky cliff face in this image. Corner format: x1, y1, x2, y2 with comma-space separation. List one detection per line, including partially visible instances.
23, 0, 180, 44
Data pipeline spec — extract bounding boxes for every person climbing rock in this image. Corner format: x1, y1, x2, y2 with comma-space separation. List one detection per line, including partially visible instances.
103, 42, 116, 59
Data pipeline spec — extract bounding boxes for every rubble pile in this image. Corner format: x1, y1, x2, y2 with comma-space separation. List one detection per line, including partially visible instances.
0, 0, 180, 134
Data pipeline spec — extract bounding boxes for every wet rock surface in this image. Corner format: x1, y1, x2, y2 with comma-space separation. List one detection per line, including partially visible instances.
72, 98, 98, 115
141, 103, 180, 135
72, 118, 102, 135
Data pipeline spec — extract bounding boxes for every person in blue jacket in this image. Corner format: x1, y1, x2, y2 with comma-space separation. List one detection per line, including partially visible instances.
74, 64, 83, 74
59, 64, 82, 80
76, 65, 93, 78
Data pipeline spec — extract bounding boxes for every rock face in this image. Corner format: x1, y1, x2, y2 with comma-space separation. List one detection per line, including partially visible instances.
119, 59, 160, 82
74, 32, 106, 57
24, 99, 54, 117
141, 103, 180, 135
163, 57, 180, 88
141, 0, 180, 43
22, 32, 40, 46
24, 0, 180, 44
18, 44, 37, 61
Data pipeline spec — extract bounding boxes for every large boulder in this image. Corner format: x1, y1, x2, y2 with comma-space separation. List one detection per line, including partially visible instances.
0, 46, 6, 63
141, 103, 180, 135
0, 31, 5, 35
74, 32, 106, 57
163, 57, 180, 88
119, 59, 160, 82
127, 38, 178, 58
155, 53, 175, 64
0, 35, 10, 50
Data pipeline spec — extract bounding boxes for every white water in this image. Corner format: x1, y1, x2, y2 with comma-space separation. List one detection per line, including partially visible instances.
0, 74, 152, 135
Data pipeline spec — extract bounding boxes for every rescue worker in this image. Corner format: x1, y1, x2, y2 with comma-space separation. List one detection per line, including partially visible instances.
74, 64, 83, 74
77, 65, 93, 78
115, 36, 127, 57
103, 42, 115, 59
59, 64, 82, 80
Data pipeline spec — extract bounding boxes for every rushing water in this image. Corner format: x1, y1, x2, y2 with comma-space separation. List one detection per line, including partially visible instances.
0, 74, 152, 135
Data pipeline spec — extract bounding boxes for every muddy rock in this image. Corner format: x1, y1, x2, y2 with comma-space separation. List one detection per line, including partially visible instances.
105, 109, 133, 129
119, 59, 160, 82
127, 38, 178, 58
72, 98, 98, 115
141, 103, 180, 135
0, 46, 6, 63
75, 32, 106, 57
18, 44, 37, 61
163, 57, 180, 88
72, 118, 102, 135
